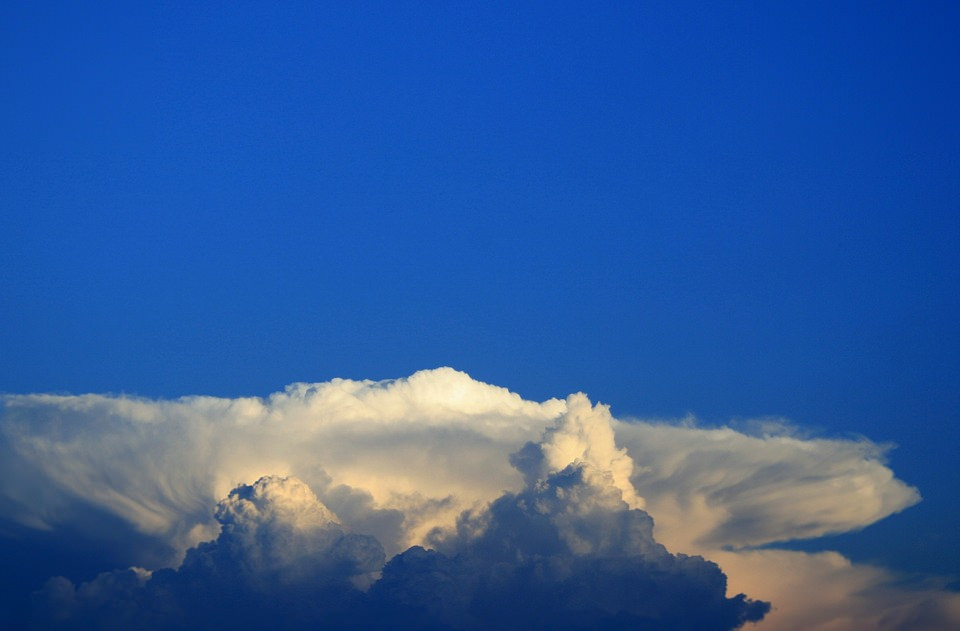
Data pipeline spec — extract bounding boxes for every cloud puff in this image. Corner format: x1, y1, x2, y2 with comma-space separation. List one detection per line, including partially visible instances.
373, 463, 768, 630
2, 368, 957, 629
511, 392, 643, 510
372, 396, 768, 628
33, 475, 384, 630
612, 419, 921, 551
202, 476, 384, 587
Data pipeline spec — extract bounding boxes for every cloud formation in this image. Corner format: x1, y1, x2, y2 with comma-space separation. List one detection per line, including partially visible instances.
613, 419, 922, 550
0, 368, 563, 562
2, 368, 958, 629
33, 475, 385, 630
29, 398, 768, 629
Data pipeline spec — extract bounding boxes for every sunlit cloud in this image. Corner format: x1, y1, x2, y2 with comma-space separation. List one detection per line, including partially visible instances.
2, 368, 957, 629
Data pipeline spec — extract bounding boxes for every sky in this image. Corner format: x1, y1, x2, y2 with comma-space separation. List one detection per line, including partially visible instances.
1, 1, 958, 629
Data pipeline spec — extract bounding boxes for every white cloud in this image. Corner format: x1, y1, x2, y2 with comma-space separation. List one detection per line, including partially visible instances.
210, 475, 383, 586
2, 367, 957, 629
0, 368, 564, 560
612, 419, 921, 550
522, 392, 644, 509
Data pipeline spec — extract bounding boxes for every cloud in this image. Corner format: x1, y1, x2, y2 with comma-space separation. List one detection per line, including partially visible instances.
511, 392, 643, 509
203, 475, 384, 587
612, 419, 922, 550
1, 368, 957, 629
32, 475, 385, 630
711, 548, 960, 631
0, 368, 563, 563
30, 400, 768, 630
373, 461, 768, 630
374, 396, 769, 628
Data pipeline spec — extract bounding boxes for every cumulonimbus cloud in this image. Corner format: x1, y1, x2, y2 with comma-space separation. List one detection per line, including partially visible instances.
2, 368, 958, 629
28, 393, 769, 629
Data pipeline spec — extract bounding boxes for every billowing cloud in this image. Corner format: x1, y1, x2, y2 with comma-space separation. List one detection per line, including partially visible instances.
372, 461, 767, 631
711, 548, 960, 631
32, 476, 385, 629
30, 399, 768, 629
0, 368, 564, 562
2, 368, 958, 629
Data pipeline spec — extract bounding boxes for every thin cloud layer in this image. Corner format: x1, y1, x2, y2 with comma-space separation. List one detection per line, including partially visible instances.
2, 368, 958, 629
613, 420, 921, 550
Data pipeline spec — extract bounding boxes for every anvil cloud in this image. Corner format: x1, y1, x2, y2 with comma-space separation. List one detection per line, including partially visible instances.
2, 368, 957, 629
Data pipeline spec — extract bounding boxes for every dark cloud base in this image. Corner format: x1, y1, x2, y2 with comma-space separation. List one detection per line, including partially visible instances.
28, 464, 768, 630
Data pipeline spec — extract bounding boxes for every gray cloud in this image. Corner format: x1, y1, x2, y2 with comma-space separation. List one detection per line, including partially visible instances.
373, 461, 768, 630
33, 475, 385, 630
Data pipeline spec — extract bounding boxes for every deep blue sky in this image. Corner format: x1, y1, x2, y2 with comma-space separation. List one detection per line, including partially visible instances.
2, 2, 958, 577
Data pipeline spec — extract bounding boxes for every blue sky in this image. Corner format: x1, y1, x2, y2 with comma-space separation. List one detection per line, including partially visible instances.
2, 0, 959, 623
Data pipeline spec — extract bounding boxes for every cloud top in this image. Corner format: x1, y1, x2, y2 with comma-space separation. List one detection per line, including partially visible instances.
514, 393, 644, 509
